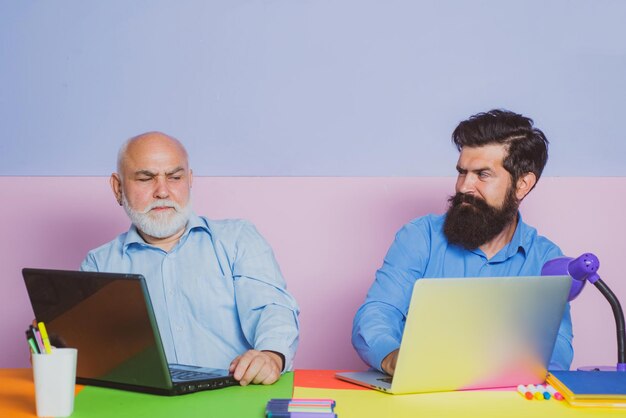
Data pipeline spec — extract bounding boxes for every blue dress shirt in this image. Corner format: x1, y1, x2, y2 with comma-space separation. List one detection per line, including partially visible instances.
352, 213, 573, 372
81, 213, 300, 370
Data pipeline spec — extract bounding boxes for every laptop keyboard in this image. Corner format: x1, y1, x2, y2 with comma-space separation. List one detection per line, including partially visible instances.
377, 377, 393, 384
170, 368, 220, 381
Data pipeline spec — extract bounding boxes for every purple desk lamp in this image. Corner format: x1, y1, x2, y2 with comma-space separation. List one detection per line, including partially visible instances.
542, 253, 626, 371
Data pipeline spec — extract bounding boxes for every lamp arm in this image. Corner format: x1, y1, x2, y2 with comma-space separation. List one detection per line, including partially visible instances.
594, 279, 626, 368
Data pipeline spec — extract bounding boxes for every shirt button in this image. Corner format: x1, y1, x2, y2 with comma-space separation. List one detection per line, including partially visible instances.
176, 326, 183, 332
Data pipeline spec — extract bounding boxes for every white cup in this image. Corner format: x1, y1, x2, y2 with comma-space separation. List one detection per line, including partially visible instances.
32, 348, 78, 417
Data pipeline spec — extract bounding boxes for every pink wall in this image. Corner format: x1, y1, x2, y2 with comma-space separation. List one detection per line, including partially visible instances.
2, 177, 625, 370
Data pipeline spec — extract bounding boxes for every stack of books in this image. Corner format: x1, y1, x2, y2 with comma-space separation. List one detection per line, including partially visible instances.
547, 371, 626, 408
265, 398, 337, 417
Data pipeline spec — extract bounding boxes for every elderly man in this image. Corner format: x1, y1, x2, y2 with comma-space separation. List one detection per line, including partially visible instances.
352, 109, 573, 375
81, 132, 299, 386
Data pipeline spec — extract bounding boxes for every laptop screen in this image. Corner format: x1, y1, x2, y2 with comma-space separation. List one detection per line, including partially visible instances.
23, 268, 172, 390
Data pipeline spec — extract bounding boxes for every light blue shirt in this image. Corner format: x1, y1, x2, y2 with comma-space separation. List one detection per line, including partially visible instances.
352, 213, 573, 372
81, 213, 300, 370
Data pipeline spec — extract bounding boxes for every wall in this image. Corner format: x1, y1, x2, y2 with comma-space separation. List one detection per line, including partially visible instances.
1, 1, 625, 370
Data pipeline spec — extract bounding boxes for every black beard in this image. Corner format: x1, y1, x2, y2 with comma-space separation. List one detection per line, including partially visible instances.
443, 188, 519, 250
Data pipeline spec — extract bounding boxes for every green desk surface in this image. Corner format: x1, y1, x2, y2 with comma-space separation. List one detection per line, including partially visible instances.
72, 372, 293, 418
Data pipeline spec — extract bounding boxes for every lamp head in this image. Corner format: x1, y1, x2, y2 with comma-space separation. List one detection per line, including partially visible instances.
541, 253, 601, 301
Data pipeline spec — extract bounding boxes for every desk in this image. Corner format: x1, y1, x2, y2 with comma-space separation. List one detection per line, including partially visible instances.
293, 370, 626, 418
2, 369, 626, 417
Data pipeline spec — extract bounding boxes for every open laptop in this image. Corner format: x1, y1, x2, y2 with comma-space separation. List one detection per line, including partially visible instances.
22, 268, 238, 396
336, 275, 571, 394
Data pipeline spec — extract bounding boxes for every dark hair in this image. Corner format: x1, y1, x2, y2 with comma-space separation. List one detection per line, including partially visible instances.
451, 109, 549, 185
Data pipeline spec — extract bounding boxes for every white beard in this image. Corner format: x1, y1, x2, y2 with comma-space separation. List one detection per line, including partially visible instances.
122, 195, 192, 239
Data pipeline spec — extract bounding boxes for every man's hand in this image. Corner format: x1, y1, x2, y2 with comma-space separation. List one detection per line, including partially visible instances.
229, 349, 283, 386
381, 349, 399, 376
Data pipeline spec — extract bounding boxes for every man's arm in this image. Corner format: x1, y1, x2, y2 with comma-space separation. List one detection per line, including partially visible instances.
539, 243, 574, 370
230, 222, 300, 384
352, 299, 405, 374
549, 303, 574, 370
79, 253, 98, 272
352, 221, 430, 373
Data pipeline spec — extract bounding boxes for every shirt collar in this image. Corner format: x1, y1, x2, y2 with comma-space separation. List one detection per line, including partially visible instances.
122, 212, 209, 252
487, 212, 529, 262
507, 212, 530, 255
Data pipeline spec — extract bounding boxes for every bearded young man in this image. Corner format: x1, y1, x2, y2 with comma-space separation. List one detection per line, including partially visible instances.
352, 109, 573, 375
81, 132, 299, 386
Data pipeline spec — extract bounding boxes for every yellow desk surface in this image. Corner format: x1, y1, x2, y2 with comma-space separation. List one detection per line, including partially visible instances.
3, 368, 626, 417
293, 370, 626, 418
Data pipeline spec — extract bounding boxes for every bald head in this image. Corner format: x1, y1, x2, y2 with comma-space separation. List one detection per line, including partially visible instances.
117, 131, 189, 177
110, 131, 193, 244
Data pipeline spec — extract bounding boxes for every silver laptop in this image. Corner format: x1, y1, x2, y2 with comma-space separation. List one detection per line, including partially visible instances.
337, 275, 571, 394
23, 268, 238, 396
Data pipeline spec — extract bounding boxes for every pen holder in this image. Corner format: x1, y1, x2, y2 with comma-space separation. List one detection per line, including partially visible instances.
32, 348, 78, 417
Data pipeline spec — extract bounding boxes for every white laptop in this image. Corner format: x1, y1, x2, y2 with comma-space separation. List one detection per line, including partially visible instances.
337, 275, 571, 394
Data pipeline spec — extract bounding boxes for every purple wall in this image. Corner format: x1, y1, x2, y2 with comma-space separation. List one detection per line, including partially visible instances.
2, 1, 626, 176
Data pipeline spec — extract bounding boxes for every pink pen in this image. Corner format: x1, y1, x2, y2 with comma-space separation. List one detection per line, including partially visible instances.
31, 326, 45, 353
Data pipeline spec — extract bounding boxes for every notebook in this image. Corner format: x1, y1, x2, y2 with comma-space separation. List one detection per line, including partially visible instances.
547, 370, 626, 408
337, 275, 572, 394
22, 268, 238, 396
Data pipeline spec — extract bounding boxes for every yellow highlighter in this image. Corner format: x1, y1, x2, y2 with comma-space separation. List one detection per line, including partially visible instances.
37, 322, 53, 354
